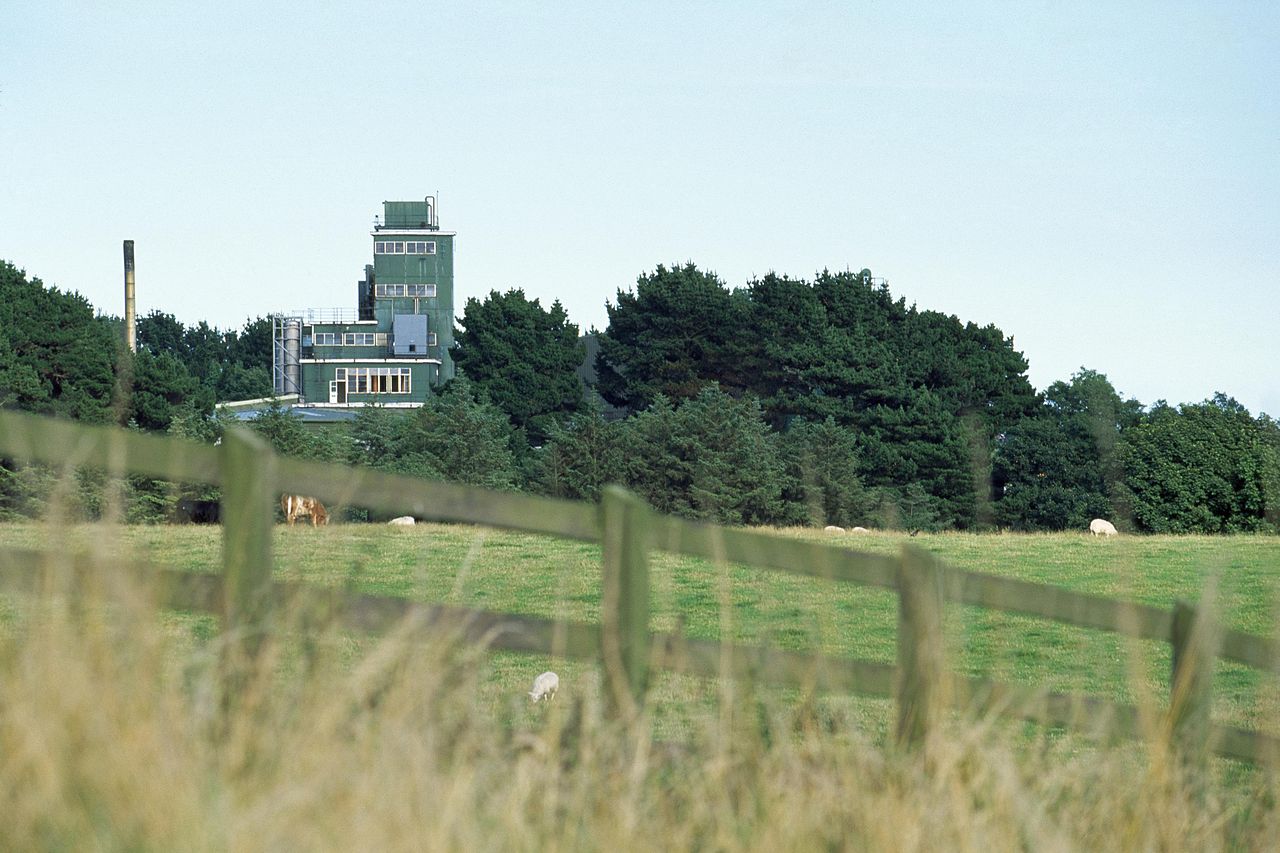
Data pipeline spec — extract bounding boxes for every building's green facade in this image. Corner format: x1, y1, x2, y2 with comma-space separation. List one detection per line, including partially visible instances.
272, 198, 455, 410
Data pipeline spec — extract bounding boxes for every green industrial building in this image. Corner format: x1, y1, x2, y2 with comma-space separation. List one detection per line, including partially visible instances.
269, 198, 455, 414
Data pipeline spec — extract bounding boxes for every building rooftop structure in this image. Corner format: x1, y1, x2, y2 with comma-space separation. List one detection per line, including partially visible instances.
262, 197, 456, 417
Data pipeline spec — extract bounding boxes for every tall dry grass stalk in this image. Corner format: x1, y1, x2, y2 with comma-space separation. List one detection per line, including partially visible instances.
0, 561, 1276, 852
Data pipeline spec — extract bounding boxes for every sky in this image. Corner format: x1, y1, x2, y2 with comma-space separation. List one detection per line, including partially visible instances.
2, 1, 1277, 416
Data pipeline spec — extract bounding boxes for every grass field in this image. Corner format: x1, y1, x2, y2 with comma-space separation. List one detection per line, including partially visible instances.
3, 521, 1277, 730
2, 519, 1278, 849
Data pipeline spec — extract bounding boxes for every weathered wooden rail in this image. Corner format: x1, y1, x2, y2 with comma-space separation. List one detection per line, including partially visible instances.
1, 409, 1277, 765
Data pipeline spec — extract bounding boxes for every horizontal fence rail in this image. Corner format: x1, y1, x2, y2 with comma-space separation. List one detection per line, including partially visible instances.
0, 546, 225, 614
0, 410, 222, 485
2, 409, 1278, 765
1, 408, 1276, 669
3, 544, 1274, 765
275, 455, 601, 543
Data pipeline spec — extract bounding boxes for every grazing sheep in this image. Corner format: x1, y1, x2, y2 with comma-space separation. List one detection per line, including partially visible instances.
388, 516, 416, 526
1089, 518, 1118, 537
823, 525, 845, 533
851, 526, 870, 533
529, 671, 559, 703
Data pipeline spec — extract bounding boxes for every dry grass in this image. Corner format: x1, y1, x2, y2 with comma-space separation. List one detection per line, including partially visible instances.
2, 555, 1278, 851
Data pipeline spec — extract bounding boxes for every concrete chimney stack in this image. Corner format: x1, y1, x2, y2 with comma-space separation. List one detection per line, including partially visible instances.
123, 240, 136, 353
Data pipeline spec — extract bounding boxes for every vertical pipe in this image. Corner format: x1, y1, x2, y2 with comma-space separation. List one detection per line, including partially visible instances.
123, 240, 137, 353
283, 319, 301, 395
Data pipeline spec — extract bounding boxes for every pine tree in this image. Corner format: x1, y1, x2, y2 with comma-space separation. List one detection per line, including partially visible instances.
452, 289, 586, 443
405, 378, 519, 489
783, 417, 869, 527
537, 399, 625, 501
0, 261, 118, 423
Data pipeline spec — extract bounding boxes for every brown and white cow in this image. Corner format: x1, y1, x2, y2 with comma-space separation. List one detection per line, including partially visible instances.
282, 494, 329, 527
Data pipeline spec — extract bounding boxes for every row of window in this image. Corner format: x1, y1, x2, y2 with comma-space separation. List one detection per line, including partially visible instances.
376, 283, 436, 298
336, 367, 412, 394
311, 331, 437, 347
314, 332, 383, 346
374, 241, 436, 255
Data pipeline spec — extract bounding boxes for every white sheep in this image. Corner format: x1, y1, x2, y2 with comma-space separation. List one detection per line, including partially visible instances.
851, 526, 870, 533
388, 516, 416, 526
1089, 518, 1118, 537
823, 525, 845, 533
529, 671, 559, 702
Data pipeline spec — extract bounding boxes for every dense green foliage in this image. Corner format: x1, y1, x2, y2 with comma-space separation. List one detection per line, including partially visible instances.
595, 264, 750, 411
623, 387, 790, 525
595, 265, 1038, 528
1, 262, 122, 520
452, 289, 586, 444
778, 417, 869, 528
2, 255, 1277, 533
1119, 395, 1280, 533
0, 261, 119, 422
994, 370, 1143, 531
349, 378, 519, 490
135, 310, 273, 408
536, 399, 626, 502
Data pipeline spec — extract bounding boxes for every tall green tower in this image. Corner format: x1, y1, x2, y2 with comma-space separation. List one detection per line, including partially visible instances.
271, 197, 456, 410
370, 197, 456, 383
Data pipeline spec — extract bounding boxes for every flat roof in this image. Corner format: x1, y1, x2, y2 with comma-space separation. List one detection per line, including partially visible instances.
229, 405, 359, 423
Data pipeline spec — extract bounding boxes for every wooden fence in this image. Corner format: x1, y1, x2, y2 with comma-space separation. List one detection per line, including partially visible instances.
1, 409, 1277, 765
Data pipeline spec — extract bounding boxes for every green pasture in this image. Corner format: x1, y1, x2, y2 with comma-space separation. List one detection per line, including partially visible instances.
2, 521, 1278, 742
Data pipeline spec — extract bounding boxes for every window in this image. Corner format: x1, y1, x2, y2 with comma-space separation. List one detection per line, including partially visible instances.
347, 367, 411, 395
428, 332, 438, 347
375, 283, 436, 298
374, 241, 423, 254
375, 241, 434, 254
313, 332, 337, 346
343, 332, 375, 346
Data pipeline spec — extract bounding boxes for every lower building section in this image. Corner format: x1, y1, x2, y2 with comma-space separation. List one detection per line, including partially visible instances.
301, 359, 441, 406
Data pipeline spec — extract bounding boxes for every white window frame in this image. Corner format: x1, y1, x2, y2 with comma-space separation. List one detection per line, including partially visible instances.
373, 283, 439, 298
313, 332, 338, 346
346, 366, 412, 395
342, 332, 376, 346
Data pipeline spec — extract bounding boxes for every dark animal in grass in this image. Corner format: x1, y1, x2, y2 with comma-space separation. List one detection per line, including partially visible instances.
173, 498, 220, 524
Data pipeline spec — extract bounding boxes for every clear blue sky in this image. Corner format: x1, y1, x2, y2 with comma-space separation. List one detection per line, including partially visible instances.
2, 2, 1277, 416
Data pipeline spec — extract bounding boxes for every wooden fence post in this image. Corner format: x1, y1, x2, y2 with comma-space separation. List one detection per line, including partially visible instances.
895, 545, 948, 749
1170, 599, 1215, 772
601, 486, 650, 720
220, 427, 276, 674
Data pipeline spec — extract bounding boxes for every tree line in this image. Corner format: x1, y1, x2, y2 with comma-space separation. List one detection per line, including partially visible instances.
2, 258, 1278, 533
